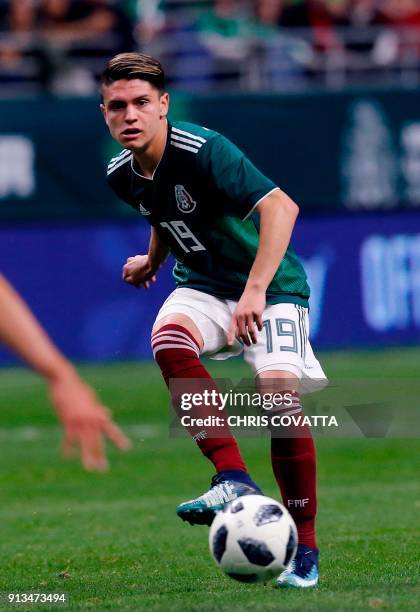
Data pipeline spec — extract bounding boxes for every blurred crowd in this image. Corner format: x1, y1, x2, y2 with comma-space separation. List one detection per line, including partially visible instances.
2, 0, 420, 93
0, 0, 134, 93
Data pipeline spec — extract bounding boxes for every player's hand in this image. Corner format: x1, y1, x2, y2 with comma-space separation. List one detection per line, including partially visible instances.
122, 254, 157, 289
227, 288, 265, 347
49, 372, 132, 471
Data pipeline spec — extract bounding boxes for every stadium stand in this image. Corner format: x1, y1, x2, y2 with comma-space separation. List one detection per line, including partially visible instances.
1, 0, 420, 93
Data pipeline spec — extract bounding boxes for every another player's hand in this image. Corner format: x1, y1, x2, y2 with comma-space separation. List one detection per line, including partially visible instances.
49, 372, 132, 471
227, 288, 265, 347
122, 254, 157, 288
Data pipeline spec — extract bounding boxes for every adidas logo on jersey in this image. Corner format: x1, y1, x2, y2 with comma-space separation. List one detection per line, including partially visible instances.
138, 202, 151, 215
175, 185, 196, 213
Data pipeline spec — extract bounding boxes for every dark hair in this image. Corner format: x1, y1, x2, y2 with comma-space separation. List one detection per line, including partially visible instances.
101, 52, 165, 92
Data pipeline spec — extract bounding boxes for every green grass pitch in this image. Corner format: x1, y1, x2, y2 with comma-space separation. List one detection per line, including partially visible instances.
0, 348, 419, 611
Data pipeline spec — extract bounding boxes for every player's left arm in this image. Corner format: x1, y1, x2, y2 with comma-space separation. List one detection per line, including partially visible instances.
227, 189, 299, 346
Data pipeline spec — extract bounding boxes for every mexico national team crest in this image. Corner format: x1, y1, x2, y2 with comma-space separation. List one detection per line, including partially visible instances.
175, 184, 196, 213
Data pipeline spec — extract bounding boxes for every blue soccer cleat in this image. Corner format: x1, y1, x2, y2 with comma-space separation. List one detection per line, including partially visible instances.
274, 544, 319, 588
176, 470, 262, 526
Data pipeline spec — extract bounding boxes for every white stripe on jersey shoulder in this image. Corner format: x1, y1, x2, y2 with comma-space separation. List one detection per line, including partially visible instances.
109, 149, 130, 163
170, 133, 203, 149
107, 153, 133, 175
172, 126, 207, 143
170, 141, 201, 154
108, 149, 131, 169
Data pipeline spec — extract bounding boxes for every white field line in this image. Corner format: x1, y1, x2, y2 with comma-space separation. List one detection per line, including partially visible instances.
0, 497, 176, 520
0, 424, 164, 441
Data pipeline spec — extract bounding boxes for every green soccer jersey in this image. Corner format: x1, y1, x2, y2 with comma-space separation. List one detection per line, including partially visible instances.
107, 120, 310, 306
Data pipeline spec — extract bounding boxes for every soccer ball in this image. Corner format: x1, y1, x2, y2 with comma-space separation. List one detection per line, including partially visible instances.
208, 495, 297, 583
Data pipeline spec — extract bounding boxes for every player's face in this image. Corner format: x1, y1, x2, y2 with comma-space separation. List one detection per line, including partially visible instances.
101, 79, 169, 152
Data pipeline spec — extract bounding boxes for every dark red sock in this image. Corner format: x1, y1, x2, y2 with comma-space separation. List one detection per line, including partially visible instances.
152, 324, 247, 474
270, 397, 317, 548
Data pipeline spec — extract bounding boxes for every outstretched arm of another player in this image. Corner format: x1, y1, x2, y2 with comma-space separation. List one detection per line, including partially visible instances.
0, 274, 131, 471
227, 189, 299, 346
122, 227, 170, 288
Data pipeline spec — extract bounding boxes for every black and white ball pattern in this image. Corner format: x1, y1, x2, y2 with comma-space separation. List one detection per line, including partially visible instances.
209, 495, 297, 583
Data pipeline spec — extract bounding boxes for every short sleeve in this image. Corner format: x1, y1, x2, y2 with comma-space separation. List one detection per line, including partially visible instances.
197, 134, 278, 220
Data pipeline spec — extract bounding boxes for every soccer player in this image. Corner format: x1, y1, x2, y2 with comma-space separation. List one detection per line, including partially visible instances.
0, 273, 131, 471
101, 52, 327, 588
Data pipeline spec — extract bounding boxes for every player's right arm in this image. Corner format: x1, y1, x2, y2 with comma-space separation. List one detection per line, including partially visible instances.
106, 154, 170, 288
122, 226, 170, 288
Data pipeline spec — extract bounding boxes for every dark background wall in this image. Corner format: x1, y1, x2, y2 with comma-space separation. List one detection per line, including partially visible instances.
1, 90, 419, 363
2, 88, 420, 221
